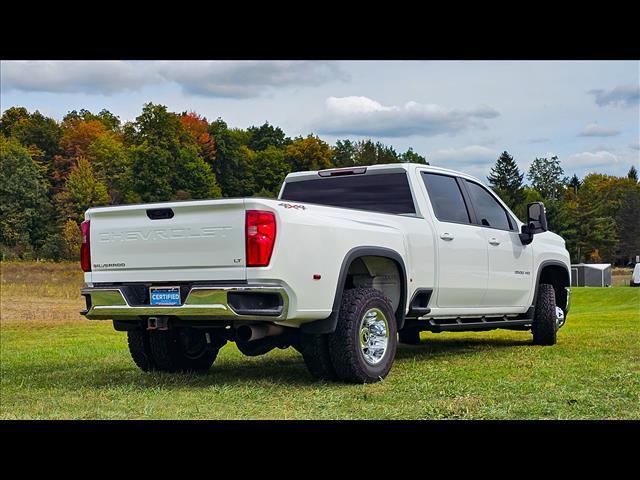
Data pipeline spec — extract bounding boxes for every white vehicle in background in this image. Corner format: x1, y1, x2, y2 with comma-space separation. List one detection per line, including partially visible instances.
80, 163, 571, 383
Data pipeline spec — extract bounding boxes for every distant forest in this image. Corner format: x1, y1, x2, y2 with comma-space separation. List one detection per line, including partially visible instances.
1, 103, 638, 265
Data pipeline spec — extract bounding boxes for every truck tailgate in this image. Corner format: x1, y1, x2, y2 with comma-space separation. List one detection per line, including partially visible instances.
87, 199, 247, 282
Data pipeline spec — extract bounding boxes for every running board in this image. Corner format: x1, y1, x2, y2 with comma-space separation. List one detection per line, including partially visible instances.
402, 313, 533, 333
426, 316, 531, 333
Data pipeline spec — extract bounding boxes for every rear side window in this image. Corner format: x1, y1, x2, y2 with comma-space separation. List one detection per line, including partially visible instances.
421, 172, 470, 224
464, 180, 513, 230
280, 173, 416, 214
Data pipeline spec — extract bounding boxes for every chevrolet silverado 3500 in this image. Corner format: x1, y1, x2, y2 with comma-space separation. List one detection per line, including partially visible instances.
80, 163, 571, 383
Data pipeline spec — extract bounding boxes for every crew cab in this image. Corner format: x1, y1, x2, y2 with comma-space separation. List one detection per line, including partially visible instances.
80, 163, 571, 383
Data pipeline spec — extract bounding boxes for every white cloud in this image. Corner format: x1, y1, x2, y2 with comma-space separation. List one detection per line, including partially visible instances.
0, 60, 347, 98
155, 61, 348, 98
578, 122, 620, 137
589, 84, 640, 108
0, 61, 162, 95
428, 145, 497, 165
313, 96, 499, 137
565, 150, 619, 168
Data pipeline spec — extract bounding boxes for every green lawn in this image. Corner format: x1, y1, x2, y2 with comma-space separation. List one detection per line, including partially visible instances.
1, 273, 638, 418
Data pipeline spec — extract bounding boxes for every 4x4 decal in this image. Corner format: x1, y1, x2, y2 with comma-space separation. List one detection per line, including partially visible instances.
278, 203, 306, 210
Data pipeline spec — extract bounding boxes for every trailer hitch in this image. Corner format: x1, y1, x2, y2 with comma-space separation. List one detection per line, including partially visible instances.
147, 316, 170, 331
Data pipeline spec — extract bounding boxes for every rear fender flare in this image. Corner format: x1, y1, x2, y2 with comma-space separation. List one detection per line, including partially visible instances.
300, 246, 408, 334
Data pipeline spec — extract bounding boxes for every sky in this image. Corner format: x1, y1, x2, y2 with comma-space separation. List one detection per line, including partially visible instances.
1, 60, 638, 181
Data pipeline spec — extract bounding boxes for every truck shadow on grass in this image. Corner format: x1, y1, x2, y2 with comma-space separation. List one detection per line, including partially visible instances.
113, 357, 319, 388
96, 337, 533, 388
394, 337, 532, 361
14, 337, 534, 390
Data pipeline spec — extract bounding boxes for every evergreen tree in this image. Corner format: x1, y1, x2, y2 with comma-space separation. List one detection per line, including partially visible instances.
568, 174, 581, 194
487, 151, 524, 211
333, 140, 356, 167
350, 140, 400, 165
373, 141, 399, 164
353, 140, 378, 165
400, 147, 428, 164
569, 175, 623, 262
628, 165, 638, 182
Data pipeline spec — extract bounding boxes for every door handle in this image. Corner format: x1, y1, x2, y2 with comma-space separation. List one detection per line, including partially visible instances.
440, 233, 454, 241
489, 237, 500, 246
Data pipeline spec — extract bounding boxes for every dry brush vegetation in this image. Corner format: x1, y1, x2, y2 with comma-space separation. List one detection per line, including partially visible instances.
1, 261, 84, 326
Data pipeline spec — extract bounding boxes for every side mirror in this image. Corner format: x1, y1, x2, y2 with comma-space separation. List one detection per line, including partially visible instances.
527, 202, 548, 233
519, 202, 547, 245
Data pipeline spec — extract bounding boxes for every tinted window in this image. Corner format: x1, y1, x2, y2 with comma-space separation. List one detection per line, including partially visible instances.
464, 180, 512, 230
421, 173, 470, 223
280, 173, 416, 214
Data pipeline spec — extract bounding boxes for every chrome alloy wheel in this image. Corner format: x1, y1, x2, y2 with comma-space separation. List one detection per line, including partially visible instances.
555, 306, 566, 329
359, 308, 390, 365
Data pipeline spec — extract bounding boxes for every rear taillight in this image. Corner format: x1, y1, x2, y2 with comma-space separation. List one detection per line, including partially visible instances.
80, 220, 91, 272
245, 210, 276, 267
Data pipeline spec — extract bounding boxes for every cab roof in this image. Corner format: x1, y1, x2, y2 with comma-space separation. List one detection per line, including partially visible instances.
283, 162, 485, 185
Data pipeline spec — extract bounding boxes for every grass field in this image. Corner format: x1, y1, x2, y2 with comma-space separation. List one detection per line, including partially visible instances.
1, 261, 639, 419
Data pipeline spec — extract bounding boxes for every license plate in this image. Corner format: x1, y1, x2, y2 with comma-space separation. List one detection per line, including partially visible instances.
149, 286, 181, 306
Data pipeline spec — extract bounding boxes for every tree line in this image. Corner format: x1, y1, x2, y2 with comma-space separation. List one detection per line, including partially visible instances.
487, 151, 639, 266
0, 103, 426, 261
1, 103, 638, 265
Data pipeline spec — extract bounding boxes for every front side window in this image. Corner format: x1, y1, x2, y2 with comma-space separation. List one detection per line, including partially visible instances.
421, 172, 470, 224
464, 180, 512, 230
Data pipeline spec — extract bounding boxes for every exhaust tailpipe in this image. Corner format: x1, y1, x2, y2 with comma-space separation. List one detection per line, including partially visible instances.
236, 324, 285, 342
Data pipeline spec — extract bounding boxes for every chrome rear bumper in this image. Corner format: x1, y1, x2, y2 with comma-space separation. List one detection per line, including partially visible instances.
81, 285, 289, 322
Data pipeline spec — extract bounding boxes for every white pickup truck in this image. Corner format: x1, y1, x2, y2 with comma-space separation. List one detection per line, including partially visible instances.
80, 163, 571, 383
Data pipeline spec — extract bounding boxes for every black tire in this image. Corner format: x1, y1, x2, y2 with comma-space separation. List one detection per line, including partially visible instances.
148, 328, 219, 372
398, 328, 421, 345
298, 333, 337, 381
328, 288, 397, 383
290, 336, 304, 355
127, 329, 157, 372
532, 283, 558, 346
